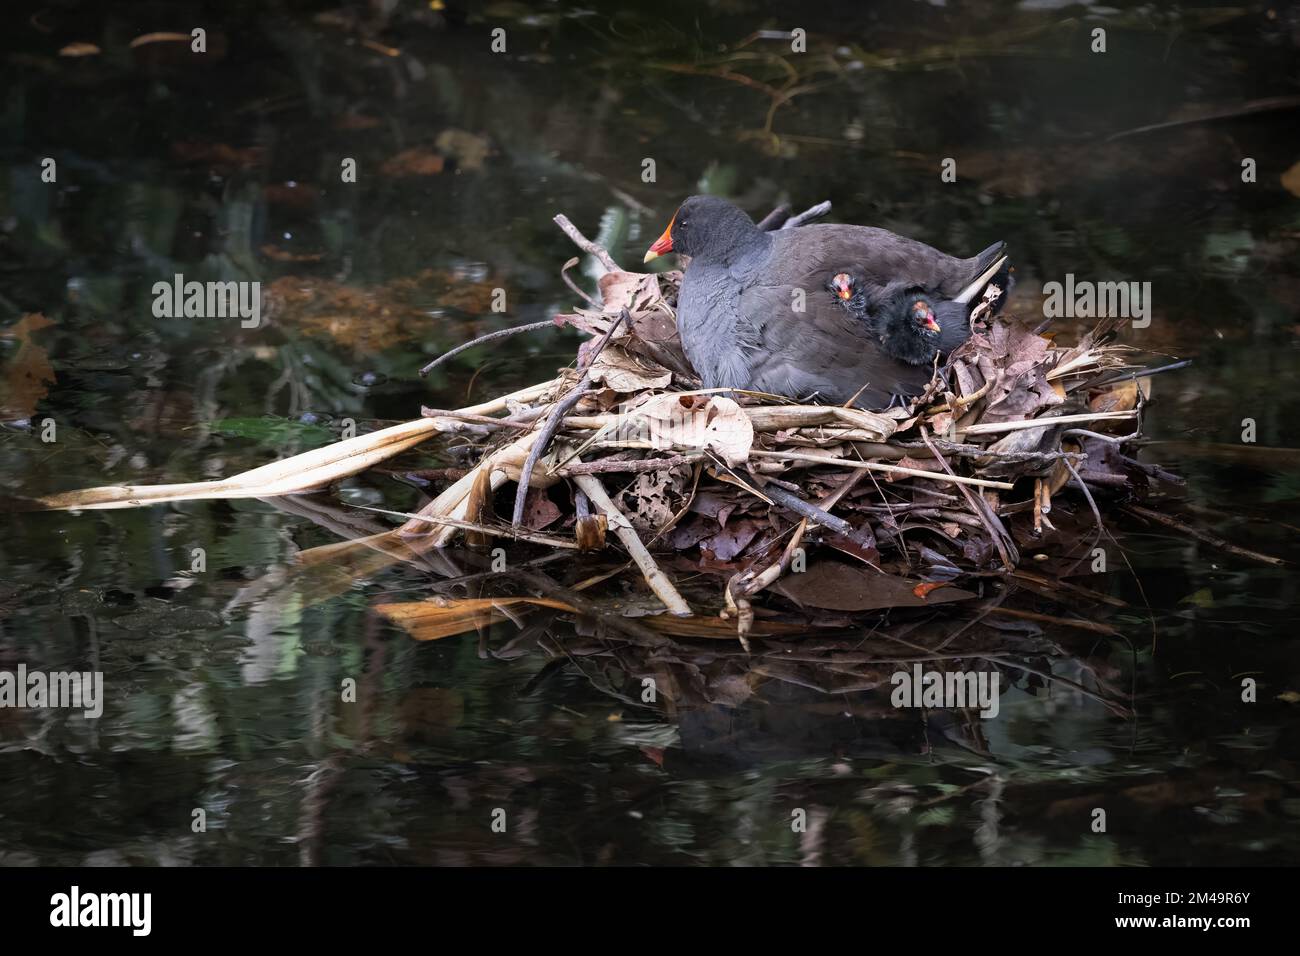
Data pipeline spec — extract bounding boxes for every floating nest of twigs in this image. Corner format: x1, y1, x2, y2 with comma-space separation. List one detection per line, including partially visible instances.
366, 207, 1179, 678
20, 203, 1200, 730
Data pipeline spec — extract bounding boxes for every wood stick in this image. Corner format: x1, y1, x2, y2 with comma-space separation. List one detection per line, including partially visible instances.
960, 411, 1137, 436
458, 379, 558, 417
511, 309, 629, 526
921, 429, 1017, 572
418, 320, 555, 377
346, 504, 581, 549
898, 438, 1086, 465
747, 482, 856, 537
511, 383, 593, 525
553, 214, 622, 272
572, 474, 692, 616
747, 448, 1014, 490
1123, 504, 1286, 566
727, 518, 809, 652
559, 454, 700, 476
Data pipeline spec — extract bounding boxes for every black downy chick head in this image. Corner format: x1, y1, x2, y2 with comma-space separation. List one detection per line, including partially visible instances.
829, 273, 969, 367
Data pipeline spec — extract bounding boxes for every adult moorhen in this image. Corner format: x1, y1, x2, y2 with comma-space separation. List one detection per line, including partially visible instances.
643, 195, 1007, 408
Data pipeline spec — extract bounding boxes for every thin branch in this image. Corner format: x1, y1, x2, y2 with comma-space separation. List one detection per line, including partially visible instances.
511, 309, 630, 526
511, 384, 592, 526
747, 481, 856, 537
559, 454, 700, 476
961, 411, 1137, 436
898, 438, 1086, 465
560, 256, 600, 307
419, 320, 555, 377
921, 428, 1017, 572
344, 503, 581, 549
572, 473, 692, 616
553, 214, 622, 272
1123, 504, 1286, 567
748, 448, 1014, 490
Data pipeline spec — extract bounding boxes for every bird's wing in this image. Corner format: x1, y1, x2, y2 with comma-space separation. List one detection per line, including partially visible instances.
736, 281, 933, 408
767, 225, 1005, 299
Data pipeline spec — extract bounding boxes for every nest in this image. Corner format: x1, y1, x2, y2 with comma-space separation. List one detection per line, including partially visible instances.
21, 203, 1202, 733
386, 208, 1175, 663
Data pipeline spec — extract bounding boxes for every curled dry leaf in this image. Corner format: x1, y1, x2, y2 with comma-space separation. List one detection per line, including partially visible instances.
588, 345, 672, 392
617, 393, 754, 467
1089, 378, 1139, 413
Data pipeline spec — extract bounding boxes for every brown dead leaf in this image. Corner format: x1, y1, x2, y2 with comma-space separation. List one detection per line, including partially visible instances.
774, 561, 974, 611
374, 596, 573, 641
522, 487, 561, 531
0, 313, 57, 421
598, 271, 662, 314
616, 468, 681, 534
698, 517, 761, 561
1283, 160, 1300, 198
588, 346, 672, 392
1090, 378, 1138, 413
171, 141, 263, 171
260, 245, 324, 263
380, 148, 446, 177
129, 32, 192, 48
435, 129, 491, 171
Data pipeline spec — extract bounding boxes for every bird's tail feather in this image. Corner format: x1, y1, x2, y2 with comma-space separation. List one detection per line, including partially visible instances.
955, 253, 1009, 305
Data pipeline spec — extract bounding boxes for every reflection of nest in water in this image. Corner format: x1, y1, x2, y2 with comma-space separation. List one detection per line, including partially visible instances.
426, 545, 1137, 761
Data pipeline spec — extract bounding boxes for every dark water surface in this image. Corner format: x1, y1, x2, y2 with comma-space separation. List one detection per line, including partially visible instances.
2, 0, 1299, 865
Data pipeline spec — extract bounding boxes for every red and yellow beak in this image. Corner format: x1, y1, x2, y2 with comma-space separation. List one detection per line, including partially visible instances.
831, 273, 854, 300
643, 213, 675, 263
912, 300, 941, 333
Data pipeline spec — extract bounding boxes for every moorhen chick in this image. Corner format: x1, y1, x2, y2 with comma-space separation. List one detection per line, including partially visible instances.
827, 257, 1008, 368
643, 195, 1007, 408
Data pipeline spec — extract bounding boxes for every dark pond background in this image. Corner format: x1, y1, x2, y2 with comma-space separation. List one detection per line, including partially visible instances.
2, 0, 1299, 865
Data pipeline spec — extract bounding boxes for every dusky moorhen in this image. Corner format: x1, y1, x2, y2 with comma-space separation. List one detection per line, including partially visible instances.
643, 195, 1007, 408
